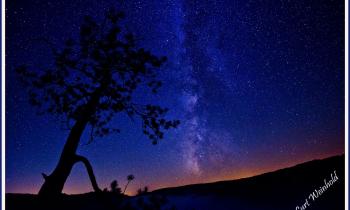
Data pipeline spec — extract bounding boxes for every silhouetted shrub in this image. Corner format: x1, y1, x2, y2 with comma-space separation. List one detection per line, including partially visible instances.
137, 186, 149, 195
110, 180, 122, 194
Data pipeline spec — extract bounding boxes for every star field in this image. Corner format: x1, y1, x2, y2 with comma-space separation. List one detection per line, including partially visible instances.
6, 0, 344, 195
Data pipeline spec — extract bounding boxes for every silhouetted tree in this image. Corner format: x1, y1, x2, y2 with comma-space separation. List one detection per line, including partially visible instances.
16, 8, 180, 197
110, 180, 122, 194
123, 174, 135, 194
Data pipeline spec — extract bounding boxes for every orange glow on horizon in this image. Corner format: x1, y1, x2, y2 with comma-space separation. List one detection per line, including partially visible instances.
6, 150, 344, 196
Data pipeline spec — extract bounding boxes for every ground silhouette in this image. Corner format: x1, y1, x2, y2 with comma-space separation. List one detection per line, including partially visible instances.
6, 154, 344, 210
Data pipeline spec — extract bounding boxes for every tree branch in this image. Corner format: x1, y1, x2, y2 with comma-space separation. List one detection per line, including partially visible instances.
74, 155, 101, 193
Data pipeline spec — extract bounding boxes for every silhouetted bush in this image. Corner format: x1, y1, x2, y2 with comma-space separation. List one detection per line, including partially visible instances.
137, 186, 149, 195
110, 180, 122, 194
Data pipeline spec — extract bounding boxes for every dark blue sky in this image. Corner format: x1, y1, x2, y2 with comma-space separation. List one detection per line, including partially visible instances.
7, 0, 344, 194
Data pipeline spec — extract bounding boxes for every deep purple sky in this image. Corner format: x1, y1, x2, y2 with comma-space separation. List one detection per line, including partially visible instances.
6, 0, 344, 195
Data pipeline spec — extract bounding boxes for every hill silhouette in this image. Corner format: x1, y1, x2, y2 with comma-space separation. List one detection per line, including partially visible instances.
6, 154, 344, 210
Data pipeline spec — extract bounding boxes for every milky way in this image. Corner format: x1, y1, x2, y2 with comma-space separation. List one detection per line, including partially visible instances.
175, 0, 243, 177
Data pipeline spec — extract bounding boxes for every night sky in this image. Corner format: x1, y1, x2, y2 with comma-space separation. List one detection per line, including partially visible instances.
7, 0, 344, 195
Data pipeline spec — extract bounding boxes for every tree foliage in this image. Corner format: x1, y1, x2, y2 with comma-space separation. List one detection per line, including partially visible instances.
16, 9, 180, 144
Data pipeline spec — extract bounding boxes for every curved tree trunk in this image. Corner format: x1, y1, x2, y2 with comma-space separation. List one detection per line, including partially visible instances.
38, 92, 103, 197
74, 155, 100, 192
38, 117, 101, 197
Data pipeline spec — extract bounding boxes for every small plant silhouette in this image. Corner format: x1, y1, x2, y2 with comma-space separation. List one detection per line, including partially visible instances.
137, 186, 149, 196
123, 174, 135, 194
110, 180, 122, 194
